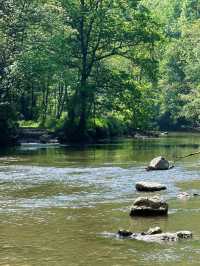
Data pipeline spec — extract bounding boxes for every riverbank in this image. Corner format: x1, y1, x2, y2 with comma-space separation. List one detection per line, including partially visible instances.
18, 127, 58, 144
17, 127, 166, 145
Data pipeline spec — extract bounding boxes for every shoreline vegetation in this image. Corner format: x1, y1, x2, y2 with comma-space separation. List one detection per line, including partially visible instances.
16, 124, 199, 146
17, 126, 163, 145
1, 0, 200, 147
10, 117, 200, 146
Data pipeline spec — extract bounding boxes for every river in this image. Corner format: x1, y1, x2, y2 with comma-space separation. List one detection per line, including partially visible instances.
0, 133, 200, 265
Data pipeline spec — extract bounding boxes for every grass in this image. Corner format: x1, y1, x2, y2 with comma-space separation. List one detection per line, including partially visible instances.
18, 120, 40, 128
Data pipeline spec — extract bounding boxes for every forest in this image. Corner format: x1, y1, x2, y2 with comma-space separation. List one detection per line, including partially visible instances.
1, 0, 200, 145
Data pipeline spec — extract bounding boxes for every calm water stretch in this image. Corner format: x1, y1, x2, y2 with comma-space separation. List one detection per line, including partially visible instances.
1, 133, 200, 265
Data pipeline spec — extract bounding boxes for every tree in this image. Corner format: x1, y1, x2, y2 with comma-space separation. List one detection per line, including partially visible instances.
57, 0, 160, 140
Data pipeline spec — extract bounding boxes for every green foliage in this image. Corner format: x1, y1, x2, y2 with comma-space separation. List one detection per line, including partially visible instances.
181, 0, 200, 21
145, 0, 200, 130
2, 0, 200, 145
86, 116, 126, 140
44, 113, 67, 131
19, 120, 40, 128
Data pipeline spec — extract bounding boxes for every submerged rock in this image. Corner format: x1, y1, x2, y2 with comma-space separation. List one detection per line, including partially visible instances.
136, 181, 167, 192
177, 192, 200, 199
130, 196, 168, 216
147, 156, 170, 171
118, 229, 132, 237
176, 231, 193, 239
133, 233, 178, 243
133, 231, 192, 243
116, 228, 192, 243
177, 192, 191, 199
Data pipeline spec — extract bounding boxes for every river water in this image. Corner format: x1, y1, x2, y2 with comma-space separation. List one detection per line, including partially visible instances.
0, 133, 200, 265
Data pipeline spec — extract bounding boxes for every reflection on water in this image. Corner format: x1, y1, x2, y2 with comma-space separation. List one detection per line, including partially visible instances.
0, 133, 200, 265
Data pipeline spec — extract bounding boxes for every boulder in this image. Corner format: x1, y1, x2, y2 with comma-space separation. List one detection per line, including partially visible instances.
136, 181, 167, 192
130, 196, 168, 216
147, 156, 170, 171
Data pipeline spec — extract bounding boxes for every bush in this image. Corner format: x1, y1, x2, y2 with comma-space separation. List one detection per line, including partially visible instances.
43, 114, 67, 131
107, 117, 124, 137
87, 116, 126, 140
59, 115, 133, 143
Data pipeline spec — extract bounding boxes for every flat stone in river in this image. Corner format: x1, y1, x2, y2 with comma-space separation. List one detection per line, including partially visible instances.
130, 196, 168, 216
136, 181, 167, 192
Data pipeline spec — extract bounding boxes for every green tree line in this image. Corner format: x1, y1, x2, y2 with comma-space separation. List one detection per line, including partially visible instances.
0, 0, 199, 145
145, 0, 200, 130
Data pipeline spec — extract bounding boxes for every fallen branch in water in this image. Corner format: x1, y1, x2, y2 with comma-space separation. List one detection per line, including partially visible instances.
146, 152, 200, 171
174, 150, 200, 162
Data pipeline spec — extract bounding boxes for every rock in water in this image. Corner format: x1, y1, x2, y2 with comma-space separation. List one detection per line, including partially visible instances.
130, 196, 168, 216
133, 231, 192, 243
176, 231, 193, 239
177, 192, 190, 199
133, 233, 178, 243
117, 230, 133, 238
147, 156, 170, 170
146, 226, 162, 235
136, 181, 167, 192
116, 228, 192, 243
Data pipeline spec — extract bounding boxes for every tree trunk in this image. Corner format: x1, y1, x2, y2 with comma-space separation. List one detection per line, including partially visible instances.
77, 77, 88, 140
78, 94, 87, 138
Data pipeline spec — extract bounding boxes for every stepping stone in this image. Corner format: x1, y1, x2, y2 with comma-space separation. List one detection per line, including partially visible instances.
130, 196, 168, 216
136, 181, 167, 192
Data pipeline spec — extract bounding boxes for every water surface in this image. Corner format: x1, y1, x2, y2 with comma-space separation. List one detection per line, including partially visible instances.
0, 133, 200, 265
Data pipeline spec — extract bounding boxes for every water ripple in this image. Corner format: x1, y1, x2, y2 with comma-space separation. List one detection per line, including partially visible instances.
0, 164, 199, 210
